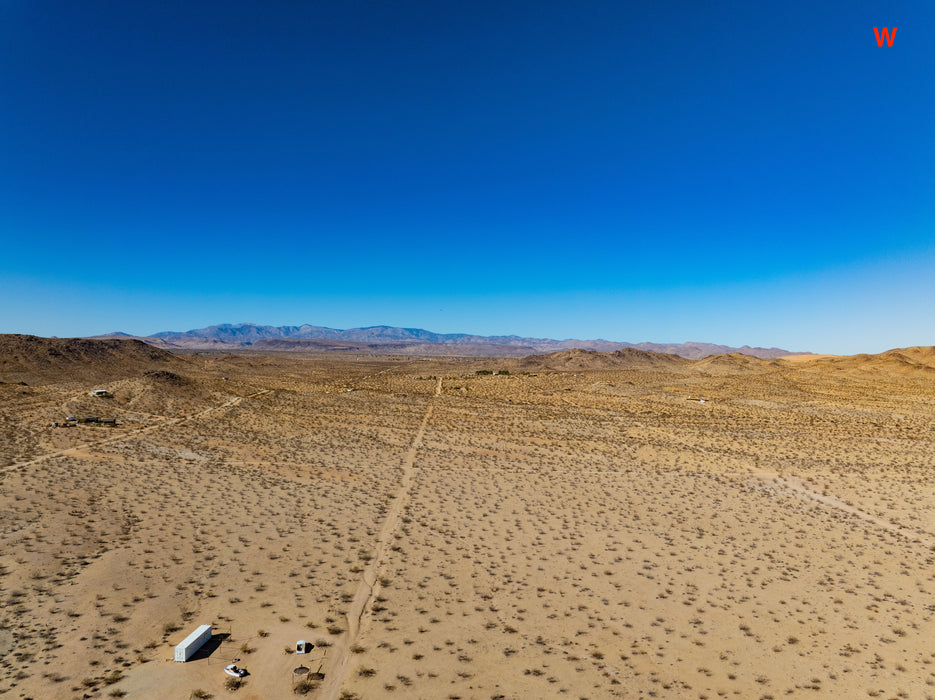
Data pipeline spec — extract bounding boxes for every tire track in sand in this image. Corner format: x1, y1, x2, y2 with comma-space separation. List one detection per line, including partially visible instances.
747, 465, 933, 547
317, 378, 440, 700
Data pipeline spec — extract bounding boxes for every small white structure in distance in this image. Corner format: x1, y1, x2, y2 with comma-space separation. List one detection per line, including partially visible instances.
90, 389, 112, 397
174, 624, 212, 662
296, 640, 307, 654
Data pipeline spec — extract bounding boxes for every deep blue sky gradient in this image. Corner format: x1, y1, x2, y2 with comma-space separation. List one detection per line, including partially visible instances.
1, 1, 932, 353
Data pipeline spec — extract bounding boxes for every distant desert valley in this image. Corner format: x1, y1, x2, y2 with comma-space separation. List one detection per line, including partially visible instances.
2, 334, 935, 700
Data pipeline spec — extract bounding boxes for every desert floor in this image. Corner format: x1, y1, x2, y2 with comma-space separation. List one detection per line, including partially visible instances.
1, 352, 934, 699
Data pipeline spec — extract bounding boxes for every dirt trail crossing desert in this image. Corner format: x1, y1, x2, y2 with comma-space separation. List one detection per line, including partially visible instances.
317, 378, 441, 700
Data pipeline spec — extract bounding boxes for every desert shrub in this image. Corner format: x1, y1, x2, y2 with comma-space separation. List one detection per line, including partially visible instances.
294, 679, 318, 695
103, 670, 123, 685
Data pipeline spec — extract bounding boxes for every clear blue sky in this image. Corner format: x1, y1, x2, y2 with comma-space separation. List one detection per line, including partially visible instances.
1, 1, 932, 354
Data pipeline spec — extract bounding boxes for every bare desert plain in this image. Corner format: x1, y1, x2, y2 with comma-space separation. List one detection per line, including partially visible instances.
2, 337, 935, 700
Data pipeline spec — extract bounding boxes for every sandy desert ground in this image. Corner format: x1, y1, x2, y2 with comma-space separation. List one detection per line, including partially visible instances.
2, 340, 935, 699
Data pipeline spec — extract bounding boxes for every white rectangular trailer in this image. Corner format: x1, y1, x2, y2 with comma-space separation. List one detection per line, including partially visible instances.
174, 624, 212, 662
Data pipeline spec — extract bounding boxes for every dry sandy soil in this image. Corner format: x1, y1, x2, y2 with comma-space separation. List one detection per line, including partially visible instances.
1, 341, 935, 700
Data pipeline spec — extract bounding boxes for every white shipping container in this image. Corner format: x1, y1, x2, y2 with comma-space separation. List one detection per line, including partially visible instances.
174, 624, 212, 662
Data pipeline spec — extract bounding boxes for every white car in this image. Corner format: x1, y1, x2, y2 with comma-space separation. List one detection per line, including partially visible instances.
224, 664, 247, 677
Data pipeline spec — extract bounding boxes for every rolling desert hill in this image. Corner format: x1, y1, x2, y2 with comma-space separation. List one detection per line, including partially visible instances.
0, 336, 239, 428
890, 345, 935, 364
88, 333, 233, 351
779, 345, 935, 378
691, 351, 780, 374
514, 347, 690, 371
515, 345, 935, 377
0, 334, 185, 385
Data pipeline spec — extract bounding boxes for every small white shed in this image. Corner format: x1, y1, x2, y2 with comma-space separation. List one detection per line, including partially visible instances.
174, 624, 212, 662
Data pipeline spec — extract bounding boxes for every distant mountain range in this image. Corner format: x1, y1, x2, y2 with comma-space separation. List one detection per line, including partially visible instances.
94, 323, 805, 359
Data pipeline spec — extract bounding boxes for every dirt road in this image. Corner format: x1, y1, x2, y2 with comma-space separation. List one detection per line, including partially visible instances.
316, 378, 441, 700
